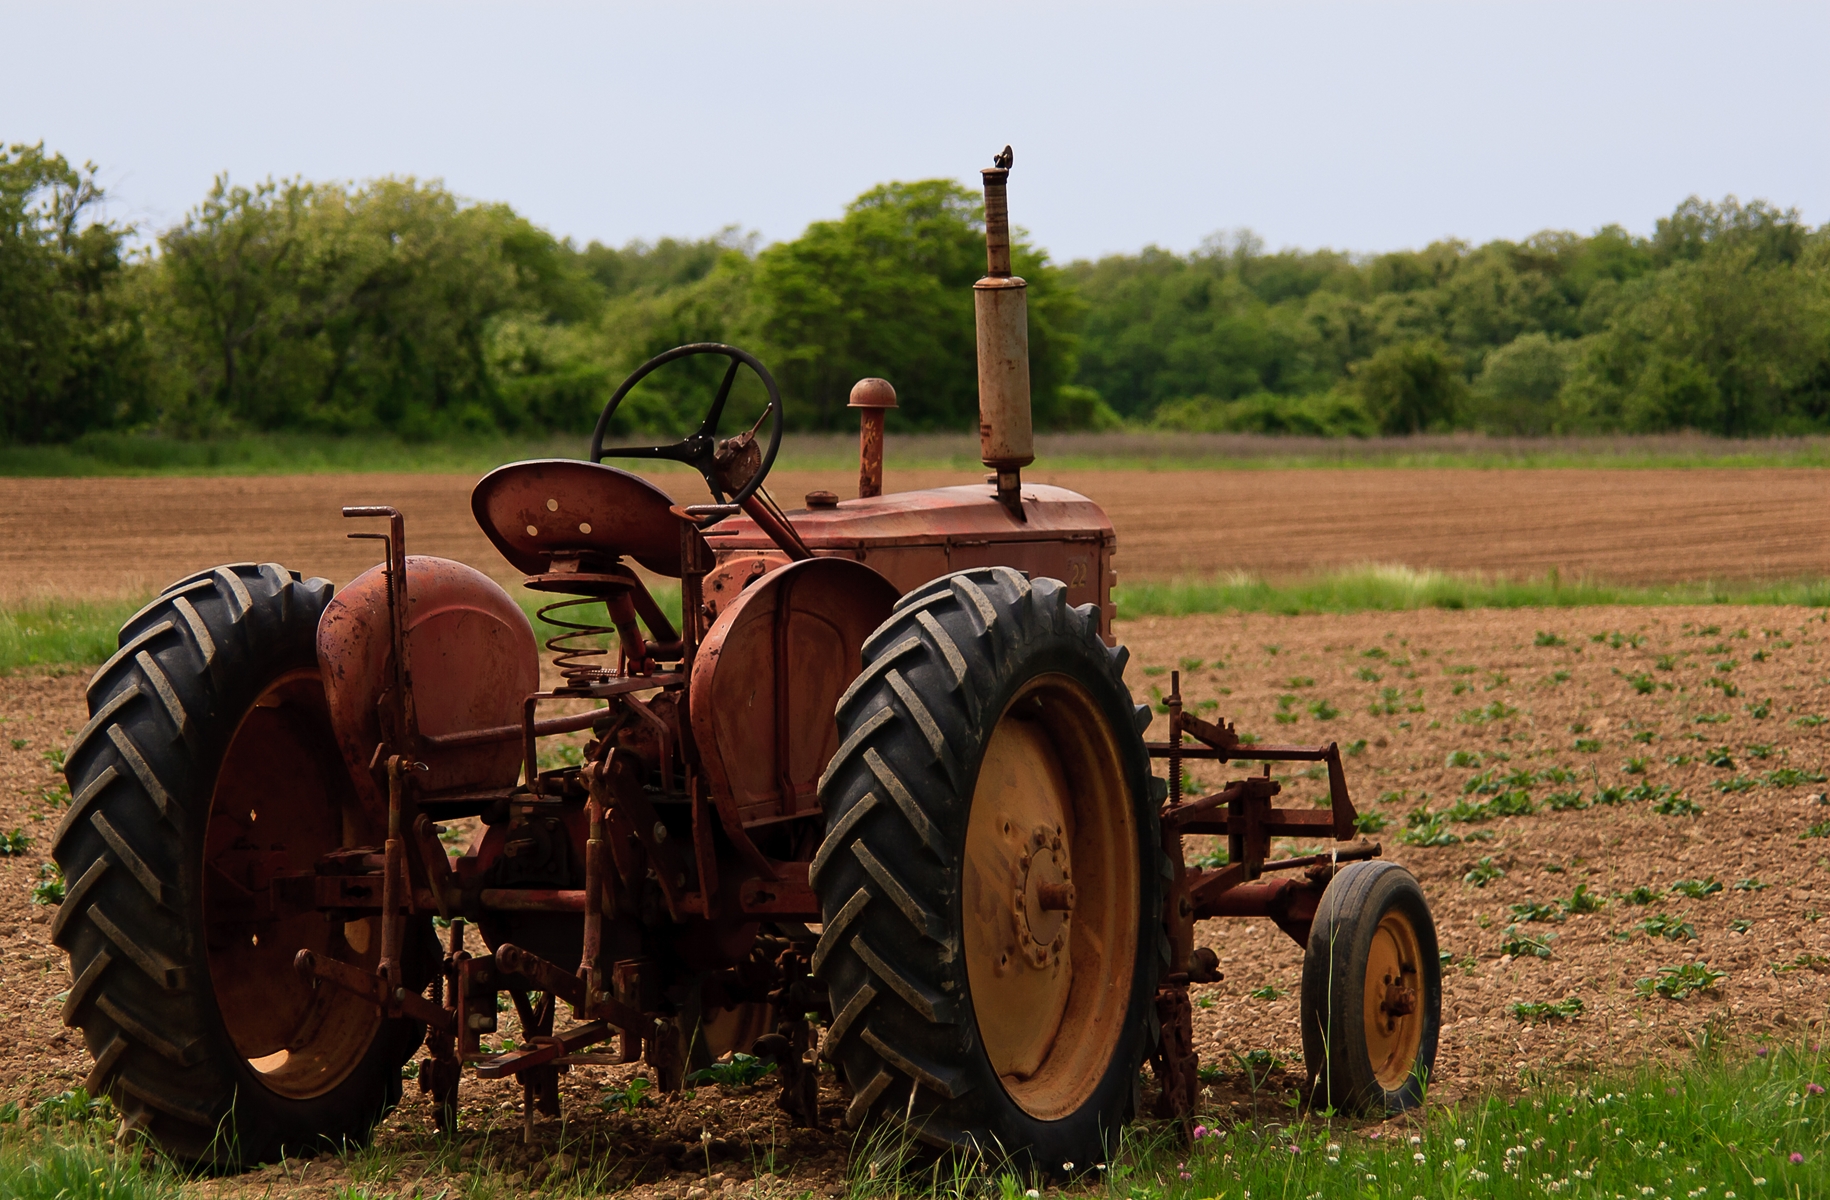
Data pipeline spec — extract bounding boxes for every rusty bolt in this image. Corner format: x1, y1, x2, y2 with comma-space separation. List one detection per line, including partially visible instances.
1038, 882, 1076, 912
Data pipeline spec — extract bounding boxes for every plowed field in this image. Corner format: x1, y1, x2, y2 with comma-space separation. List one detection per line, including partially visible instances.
4, 605, 1828, 1197
3, 467, 1827, 604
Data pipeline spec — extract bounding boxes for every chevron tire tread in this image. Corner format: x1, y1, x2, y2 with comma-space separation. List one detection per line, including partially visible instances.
56, 562, 422, 1165
814, 566, 1165, 1169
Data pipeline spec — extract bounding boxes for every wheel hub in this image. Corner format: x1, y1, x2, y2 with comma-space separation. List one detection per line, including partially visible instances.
1013, 824, 1074, 967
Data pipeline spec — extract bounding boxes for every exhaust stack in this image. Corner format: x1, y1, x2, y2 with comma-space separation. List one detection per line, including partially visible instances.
975, 146, 1032, 521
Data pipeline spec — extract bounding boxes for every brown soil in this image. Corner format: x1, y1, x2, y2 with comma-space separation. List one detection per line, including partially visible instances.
4, 467, 1828, 604
4, 605, 1829, 1195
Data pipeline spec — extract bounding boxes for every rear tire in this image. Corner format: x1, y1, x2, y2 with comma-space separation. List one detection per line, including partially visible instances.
814, 567, 1163, 1171
56, 563, 427, 1165
1299, 860, 1440, 1114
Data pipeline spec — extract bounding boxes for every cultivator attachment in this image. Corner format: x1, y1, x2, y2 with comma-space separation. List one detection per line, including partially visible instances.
1146, 671, 1384, 1122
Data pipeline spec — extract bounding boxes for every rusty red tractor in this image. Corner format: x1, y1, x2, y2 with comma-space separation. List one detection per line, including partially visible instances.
55, 153, 1440, 1169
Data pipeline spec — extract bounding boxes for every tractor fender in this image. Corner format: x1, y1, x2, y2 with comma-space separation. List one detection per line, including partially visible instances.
690, 557, 899, 829
318, 555, 538, 826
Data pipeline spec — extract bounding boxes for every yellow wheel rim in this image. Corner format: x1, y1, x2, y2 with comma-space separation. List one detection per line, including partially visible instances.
962, 674, 1139, 1120
1361, 907, 1425, 1092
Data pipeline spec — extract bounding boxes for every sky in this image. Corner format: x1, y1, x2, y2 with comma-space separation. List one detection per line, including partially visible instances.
5, 1, 1828, 263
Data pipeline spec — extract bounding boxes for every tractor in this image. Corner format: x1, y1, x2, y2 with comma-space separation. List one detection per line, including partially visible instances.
54, 151, 1441, 1171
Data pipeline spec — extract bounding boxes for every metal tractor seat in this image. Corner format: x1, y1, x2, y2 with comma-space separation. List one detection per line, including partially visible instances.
472, 458, 687, 578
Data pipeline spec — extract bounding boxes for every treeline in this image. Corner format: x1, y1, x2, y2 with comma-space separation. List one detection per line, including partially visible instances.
5, 140, 1828, 444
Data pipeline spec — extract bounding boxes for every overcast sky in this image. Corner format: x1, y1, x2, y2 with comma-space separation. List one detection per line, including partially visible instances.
6, 1, 1827, 262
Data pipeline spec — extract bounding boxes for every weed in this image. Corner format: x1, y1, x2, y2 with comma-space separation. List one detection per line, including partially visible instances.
600, 1075, 653, 1114
1355, 811, 1390, 834
1545, 789, 1588, 811
1746, 698, 1773, 719
1248, 985, 1284, 1001
1709, 677, 1741, 698
1622, 757, 1648, 775
1805, 820, 1830, 839
1695, 712, 1733, 724
1362, 647, 1387, 659
1307, 698, 1339, 721
1191, 846, 1229, 869
1635, 962, 1727, 999
1142, 665, 1167, 676
1621, 885, 1664, 905
1705, 746, 1735, 768
1712, 775, 1757, 794
1180, 656, 1206, 673
1795, 714, 1827, 727
1285, 675, 1314, 688
1656, 654, 1678, 670
1594, 785, 1629, 805
1500, 924, 1555, 958
1654, 793, 1704, 816
1463, 769, 1500, 795
1666, 753, 1695, 767
1747, 742, 1775, 759
1763, 767, 1827, 787
30, 862, 63, 906
1730, 918, 1752, 933
1561, 883, 1606, 914
1508, 996, 1584, 1022
1356, 666, 1382, 682
0, 829, 29, 856
31, 1088, 112, 1126
1460, 700, 1518, 724
1463, 856, 1505, 886
1369, 687, 1402, 716
1637, 914, 1698, 941
688, 1052, 776, 1088
1534, 631, 1566, 647
1446, 749, 1480, 768
1632, 729, 1657, 743
1573, 737, 1602, 752
1487, 789, 1537, 817
1537, 765, 1576, 784
1669, 877, 1723, 899
1733, 877, 1769, 892
1547, 669, 1571, 685
1501, 767, 1536, 789
1509, 901, 1563, 924
1345, 738, 1367, 755
1401, 816, 1461, 847
1627, 673, 1656, 695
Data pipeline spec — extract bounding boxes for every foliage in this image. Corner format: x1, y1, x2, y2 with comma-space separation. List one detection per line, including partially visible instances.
686, 1052, 776, 1088
0, 144, 153, 444
9, 138, 1830, 447
1635, 962, 1728, 999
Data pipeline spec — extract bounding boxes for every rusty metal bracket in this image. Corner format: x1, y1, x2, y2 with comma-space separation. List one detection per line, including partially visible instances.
294, 949, 454, 1033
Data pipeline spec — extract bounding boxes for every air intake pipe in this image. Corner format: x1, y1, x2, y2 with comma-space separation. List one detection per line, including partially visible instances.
976, 146, 1031, 521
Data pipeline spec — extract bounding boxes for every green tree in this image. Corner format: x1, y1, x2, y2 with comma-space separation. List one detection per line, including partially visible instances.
1353, 340, 1465, 433
0, 144, 151, 443
747, 179, 1082, 431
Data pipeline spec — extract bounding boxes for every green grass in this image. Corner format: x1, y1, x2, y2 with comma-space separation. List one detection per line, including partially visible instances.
13, 430, 1830, 476
832, 1045, 1830, 1199
1113, 565, 1830, 618
0, 597, 145, 673
0, 1115, 177, 1199
10, 567, 1827, 672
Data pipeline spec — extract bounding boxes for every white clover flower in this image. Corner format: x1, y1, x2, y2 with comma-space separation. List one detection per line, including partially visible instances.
1470, 1171, 1489, 1183
1753, 1180, 1767, 1187
1327, 1144, 1341, 1155
1410, 1135, 1422, 1147
1453, 1138, 1466, 1150
1413, 1153, 1427, 1165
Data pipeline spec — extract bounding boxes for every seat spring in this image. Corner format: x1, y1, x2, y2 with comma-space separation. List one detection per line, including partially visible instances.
537, 595, 621, 684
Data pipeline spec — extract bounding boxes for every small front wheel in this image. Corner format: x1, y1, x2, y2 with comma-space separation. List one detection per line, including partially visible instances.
1299, 860, 1441, 1114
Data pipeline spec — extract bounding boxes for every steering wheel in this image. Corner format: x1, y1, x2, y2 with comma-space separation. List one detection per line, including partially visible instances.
590, 343, 784, 507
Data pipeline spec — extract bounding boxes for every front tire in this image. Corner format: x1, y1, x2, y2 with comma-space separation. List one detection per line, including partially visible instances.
813, 567, 1163, 1170
1299, 860, 1441, 1114
56, 563, 426, 1164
